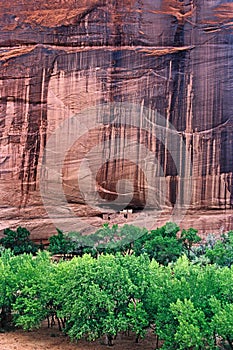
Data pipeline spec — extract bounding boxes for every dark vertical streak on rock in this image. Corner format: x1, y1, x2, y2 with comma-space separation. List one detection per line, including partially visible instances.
166, 1, 187, 205
0, 100, 6, 138
18, 49, 56, 206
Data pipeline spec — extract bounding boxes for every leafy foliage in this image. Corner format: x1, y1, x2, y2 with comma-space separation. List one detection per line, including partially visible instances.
48, 229, 74, 256
0, 227, 39, 255
1, 251, 233, 348
205, 231, 233, 267
180, 227, 202, 258
55, 222, 188, 265
11, 252, 54, 330
3, 224, 233, 349
170, 299, 211, 350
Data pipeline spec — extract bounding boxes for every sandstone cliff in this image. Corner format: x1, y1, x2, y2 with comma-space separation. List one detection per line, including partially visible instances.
0, 0, 233, 239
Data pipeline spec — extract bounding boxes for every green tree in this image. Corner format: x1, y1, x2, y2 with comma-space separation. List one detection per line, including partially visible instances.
171, 299, 213, 350
210, 297, 233, 349
56, 254, 150, 344
67, 224, 148, 257
205, 231, 233, 267
131, 222, 183, 265
48, 229, 74, 256
0, 250, 15, 329
10, 252, 53, 330
180, 227, 202, 258
146, 256, 221, 349
0, 227, 38, 255
144, 235, 183, 265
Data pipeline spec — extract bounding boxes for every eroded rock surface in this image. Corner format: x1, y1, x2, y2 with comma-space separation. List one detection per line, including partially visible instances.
0, 0, 233, 239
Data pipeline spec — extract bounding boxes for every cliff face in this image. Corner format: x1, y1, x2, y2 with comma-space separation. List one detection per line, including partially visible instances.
0, 0, 233, 238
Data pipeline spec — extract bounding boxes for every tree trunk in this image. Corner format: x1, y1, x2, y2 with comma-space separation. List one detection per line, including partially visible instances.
107, 334, 113, 346
0, 305, 12, 329
226, 336, 233, 350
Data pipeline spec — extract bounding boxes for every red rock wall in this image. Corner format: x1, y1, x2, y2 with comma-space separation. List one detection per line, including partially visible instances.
0, 0, 233, 238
